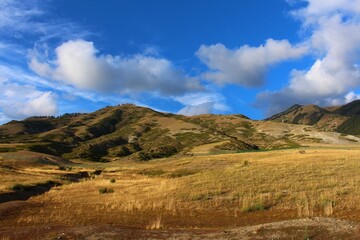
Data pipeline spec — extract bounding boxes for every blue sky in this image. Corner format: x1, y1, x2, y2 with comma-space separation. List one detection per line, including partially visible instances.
1, 0, 360, 123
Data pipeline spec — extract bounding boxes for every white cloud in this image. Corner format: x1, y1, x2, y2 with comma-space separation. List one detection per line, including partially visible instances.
0, 62, 168, 118
197, 39, 307, 87
0, 0, 95, 122
0, 81, 58, 119
344, 91, 360, 103
256, 0, 360, 115
0, 0, 88, 41
293, 0, 360, 23
178, 102, 214, 116
28, 56, 52, 77
176, 92, 229, 116
21, 92, 57, 117
30, 39, 202, 96
0, 0, 42, 32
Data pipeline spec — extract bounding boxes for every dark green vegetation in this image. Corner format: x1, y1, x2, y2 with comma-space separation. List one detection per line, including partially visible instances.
99, 188, 114, 194
336, 116, 360, 135
9, 181, 60, 192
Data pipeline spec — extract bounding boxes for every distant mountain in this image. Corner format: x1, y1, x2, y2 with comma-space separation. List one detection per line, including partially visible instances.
267, 104, 330, 125
267, 100, 360, 135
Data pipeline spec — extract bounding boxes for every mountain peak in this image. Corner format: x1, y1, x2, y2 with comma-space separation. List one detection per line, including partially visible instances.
336, 100, 360, 116
267, 103, 329, 125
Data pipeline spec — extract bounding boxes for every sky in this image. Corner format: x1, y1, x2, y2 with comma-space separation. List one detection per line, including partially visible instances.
1, 0, 360, 124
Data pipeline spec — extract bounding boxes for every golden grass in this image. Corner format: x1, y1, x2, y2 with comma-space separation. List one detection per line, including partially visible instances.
146, 216, 163, 229
189, 141, 229, 154
3, 146, 360, 228
0, 168, 59, 192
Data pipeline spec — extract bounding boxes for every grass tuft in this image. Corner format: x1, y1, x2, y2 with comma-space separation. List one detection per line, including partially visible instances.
99, 188, 114, 194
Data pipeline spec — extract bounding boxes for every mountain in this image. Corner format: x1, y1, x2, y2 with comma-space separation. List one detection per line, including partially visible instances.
267, 104, 329, 125
267, 100, 360, 134
335, 100, 360, 115
0, 104, 257, 161
1, 103, 358, 162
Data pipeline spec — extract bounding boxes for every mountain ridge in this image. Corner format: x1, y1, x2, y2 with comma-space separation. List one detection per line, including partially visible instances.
267, 100, 360, 134
1, 101, 360, 162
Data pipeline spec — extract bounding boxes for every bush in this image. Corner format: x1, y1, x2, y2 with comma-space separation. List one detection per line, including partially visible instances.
110, 178, 116, 183
10, 183, 31, 192
58, 166, 72, 171
241, 202, 269, 212
243, 160, 250, 167
99, 188, 114, 194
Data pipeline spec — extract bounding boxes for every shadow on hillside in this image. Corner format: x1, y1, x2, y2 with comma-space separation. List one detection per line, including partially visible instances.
0, 181, 61, 204
0, 171, 90, 204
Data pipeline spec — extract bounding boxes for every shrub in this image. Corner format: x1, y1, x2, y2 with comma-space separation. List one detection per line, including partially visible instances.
58, 166, 72, 171
10, 183, 31, 192
241, 203, 266, 212
93, 169, 102, 175
58, 166, 66, 171
99, 188, 114, 194
243, 160, 250, 167
110, 178, 116, 183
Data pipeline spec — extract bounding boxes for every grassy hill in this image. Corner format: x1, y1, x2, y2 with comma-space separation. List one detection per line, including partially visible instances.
0, 103, 358, 162
0, 104, 258, 161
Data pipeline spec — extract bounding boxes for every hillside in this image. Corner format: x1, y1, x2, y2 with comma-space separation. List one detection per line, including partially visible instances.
2, 104, 360, 239
0, 103, 358, 162
267, 100, 360, 134
0, 104, 257, 161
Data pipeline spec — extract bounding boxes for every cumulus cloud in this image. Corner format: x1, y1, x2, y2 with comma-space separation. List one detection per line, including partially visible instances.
176, 92, 229, 116
178, 102, 214, 116
0, 81, 58, 119
256, 0, 360, 115
197, 39, 307, 87
293, 0, 360, 23
30, 39, 202, 96
0, 0, 93, 122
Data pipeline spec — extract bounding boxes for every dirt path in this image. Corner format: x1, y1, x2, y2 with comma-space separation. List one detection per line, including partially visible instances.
204, 217, 360, 240
1, 217, 359, 239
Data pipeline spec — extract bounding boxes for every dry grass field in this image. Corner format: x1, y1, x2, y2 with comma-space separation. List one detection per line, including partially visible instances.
2, 145, 360, 239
